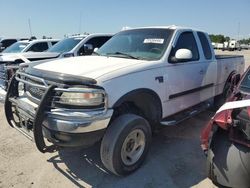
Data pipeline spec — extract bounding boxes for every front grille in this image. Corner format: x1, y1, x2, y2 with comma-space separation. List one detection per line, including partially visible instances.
16, 72, 49, 104
0, 64, 7, 90
25, 78, 46, 100
16, 71, 107, 111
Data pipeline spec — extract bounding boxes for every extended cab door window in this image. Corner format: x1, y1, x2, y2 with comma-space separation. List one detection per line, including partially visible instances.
197, 32, 212, 60
27, 42, 49, 52
169, 32, 199, 63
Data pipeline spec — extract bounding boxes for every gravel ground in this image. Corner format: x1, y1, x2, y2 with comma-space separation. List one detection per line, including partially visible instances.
0, 50, 250, 188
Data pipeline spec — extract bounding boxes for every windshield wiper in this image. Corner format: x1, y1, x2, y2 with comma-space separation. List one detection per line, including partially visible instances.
106, 52, 140, 60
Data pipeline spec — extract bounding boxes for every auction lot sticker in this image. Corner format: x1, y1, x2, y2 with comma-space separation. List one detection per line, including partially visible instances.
144, 38, 164, 44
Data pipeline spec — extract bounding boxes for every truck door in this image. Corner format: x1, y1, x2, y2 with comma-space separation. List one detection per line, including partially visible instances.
164, 31, 205, 116
196, 32, 217, 102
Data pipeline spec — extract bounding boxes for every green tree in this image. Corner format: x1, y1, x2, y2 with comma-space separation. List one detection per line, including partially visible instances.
209, 34, 230, 43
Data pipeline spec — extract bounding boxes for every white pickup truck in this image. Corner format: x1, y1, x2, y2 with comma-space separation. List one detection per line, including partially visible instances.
4, 26, 245, 176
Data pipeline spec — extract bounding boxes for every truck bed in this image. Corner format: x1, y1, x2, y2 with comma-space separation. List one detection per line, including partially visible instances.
215, 54, 245, 96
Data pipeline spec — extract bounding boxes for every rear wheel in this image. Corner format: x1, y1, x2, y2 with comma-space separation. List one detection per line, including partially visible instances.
207, 129, 250, 188
213, 81, 233, 110
100, 114, 152, 176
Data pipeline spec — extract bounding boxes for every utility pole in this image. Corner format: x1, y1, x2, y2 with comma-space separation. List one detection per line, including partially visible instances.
237, 22, 240, 41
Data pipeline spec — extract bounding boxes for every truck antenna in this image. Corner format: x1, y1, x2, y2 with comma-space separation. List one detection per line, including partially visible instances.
28, 18, 33, 37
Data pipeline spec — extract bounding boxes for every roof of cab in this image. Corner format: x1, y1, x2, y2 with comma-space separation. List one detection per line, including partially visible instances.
121, 25, 206, 33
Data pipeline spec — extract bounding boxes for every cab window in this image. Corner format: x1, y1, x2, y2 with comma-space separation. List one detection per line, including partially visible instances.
197, 32, 212, 60
27, 42, 49, 52
169, 32, 199, 63
78, 36, 111, 56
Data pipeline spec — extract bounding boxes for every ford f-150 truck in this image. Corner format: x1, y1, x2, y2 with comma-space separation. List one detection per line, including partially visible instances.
4, 26, 245, 176
0, 34, 112, 100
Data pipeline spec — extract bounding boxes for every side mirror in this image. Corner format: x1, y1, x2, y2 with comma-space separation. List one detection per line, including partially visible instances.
94, 48, 98, 52
63, 52, 74, 58
175, 49, 192, 60
83, 44, 94, 55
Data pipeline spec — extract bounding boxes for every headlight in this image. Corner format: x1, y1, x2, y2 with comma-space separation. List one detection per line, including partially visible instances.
57, 88, 105, 107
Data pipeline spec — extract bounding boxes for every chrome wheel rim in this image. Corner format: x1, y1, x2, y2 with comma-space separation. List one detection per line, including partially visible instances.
121, 129, 146, 166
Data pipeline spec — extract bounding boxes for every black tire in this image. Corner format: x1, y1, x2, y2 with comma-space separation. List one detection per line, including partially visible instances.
100, 114, 152, 176
207, 129, 250, 188
213, 81, 232, 111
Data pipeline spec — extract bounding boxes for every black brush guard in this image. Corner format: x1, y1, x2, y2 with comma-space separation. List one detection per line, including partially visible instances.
5, 75, 58, 153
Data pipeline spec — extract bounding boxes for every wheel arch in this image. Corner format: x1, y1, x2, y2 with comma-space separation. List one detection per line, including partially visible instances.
226, 70, 241, 84
222, 70, 241, 92
112, 88, 162, 126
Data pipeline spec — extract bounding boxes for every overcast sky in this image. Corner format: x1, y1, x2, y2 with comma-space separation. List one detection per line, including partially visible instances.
0, 0, 250, 39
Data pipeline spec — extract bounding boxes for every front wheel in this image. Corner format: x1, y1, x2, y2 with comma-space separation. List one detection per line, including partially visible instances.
100, 114, 152, 176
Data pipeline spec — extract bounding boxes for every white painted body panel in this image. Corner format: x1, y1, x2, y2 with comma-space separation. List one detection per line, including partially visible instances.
28, 27, 245, 119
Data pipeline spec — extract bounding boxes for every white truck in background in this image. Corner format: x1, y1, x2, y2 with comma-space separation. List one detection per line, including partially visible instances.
228, 39, 241, 51
5, 26, 245, 176
1, 38, 59, 54
0, 34, 112, 100
222, 39, 241, 51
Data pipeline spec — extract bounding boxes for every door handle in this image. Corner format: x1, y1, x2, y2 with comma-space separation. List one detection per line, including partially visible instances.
199, 70, 204, 74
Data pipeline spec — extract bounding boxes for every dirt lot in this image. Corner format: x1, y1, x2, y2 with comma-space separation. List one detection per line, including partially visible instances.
0, 50, 250, 188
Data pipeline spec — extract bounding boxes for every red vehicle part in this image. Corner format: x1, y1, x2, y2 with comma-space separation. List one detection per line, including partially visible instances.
201, 67, 250, 188
201, 100, 250, 151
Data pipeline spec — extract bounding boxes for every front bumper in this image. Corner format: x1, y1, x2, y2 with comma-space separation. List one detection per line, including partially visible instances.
5, 74, 113, 151
7, 96, 113, 147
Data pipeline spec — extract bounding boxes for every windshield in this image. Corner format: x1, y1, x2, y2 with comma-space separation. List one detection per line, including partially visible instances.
2, 42, 29, 53
47, 37, 83, 53
97, 28, 173, 60
240, 68, 250, 92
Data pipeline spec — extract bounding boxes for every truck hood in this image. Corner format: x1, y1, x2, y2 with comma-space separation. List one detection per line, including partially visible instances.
0, 52, 60, 63
33, 55, 146, 80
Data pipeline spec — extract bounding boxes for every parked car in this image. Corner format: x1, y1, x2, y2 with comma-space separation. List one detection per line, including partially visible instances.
46, 33, 112, 58
4, 26, 244, 176
240, 44, 250, 50
201, 67, 250, 188
0, 38, 28, 52
1, 38, 59, 54
0, 34, 112, 100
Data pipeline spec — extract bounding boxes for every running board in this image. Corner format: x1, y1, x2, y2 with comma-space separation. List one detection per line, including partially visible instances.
161, 102, 211, 126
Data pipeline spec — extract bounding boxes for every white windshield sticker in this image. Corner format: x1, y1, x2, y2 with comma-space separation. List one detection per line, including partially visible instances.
144, 38, 164, 44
